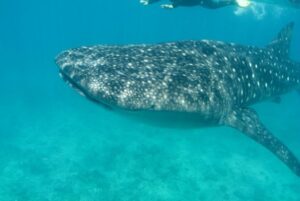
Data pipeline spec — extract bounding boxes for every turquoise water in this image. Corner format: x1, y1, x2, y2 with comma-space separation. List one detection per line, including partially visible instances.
1, 0, 300, 200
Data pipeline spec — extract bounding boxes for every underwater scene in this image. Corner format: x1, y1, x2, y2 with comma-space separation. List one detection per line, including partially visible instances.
1, 0, 300, 200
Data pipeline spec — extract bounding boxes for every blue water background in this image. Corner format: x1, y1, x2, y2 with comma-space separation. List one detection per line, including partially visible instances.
0, 0, 300, 200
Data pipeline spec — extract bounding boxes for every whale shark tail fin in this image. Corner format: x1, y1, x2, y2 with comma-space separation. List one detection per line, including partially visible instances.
267, 22, 294, 58
223, 107, 300, 177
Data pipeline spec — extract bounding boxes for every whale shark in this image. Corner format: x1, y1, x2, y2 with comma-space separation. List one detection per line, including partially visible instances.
56, 23, 300, 176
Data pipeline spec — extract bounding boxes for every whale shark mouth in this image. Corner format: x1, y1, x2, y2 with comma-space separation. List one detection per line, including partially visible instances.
59, 70, 113, 111
59, 70, 86, 97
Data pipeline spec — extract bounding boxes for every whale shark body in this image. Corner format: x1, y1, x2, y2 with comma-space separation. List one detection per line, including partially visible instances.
56, 23, 300, 176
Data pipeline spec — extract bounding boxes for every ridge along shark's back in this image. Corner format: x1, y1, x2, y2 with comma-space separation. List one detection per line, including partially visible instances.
56, 23, 300, 177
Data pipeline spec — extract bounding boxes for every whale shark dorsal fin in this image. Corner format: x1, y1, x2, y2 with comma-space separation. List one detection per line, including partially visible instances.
267, 22, 294, 58
223, 107, 300, 176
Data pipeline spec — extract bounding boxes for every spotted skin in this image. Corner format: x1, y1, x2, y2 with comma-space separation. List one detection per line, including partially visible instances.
56, 23, 300, 176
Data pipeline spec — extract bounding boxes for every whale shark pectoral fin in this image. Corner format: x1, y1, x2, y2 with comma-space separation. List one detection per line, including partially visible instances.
223, 107, 300, 177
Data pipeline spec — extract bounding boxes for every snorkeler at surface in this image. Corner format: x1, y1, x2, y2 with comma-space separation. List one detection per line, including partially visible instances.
141, 0, 300, 9
140, 0, 242, 9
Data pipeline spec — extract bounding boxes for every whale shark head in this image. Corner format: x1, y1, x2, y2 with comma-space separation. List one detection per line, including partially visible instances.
56, 48, 117, 109
56, 42, 228, 116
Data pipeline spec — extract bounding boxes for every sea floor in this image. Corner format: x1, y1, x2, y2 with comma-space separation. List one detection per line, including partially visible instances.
0, 78, 300, 201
